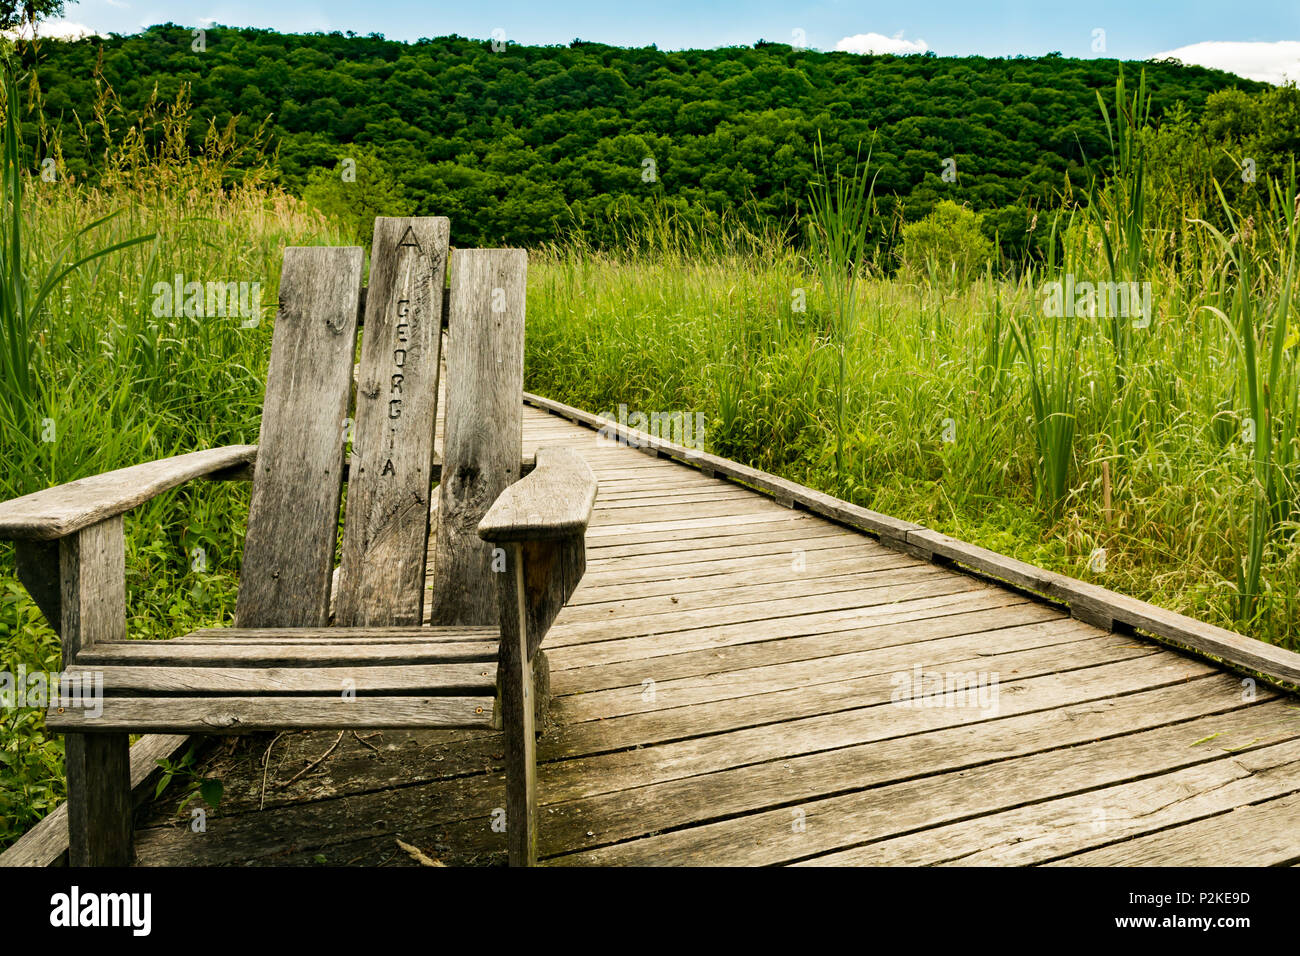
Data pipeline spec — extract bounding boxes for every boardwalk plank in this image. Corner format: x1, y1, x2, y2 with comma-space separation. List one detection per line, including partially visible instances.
805, 737, 1300, 866
547, 588, 1031, 669
128, 667, 1251, 868
553, 603, 1068, 695
594, 487, 756, 504
556, 627, 1143, 722
547, 690, 1296, 866
561, 563, 948, 622
573, 551, 915, 603
1045, 788, 1300, 867
548, 640, 1205, 756
585, 510, 805, 539
585, 516, 827, 549
588, 498, 785, 526
548, 574, 995, 647
586, 535, 878, 575
586, 526, 859, 562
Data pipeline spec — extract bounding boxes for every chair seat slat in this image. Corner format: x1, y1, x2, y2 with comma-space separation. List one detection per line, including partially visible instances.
47, 696, 495, 733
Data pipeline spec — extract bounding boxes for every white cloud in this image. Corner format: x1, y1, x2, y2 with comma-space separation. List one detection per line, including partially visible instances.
1151, 40, 1300, 86
836, 31, 929, 56
4, 19, 104, 40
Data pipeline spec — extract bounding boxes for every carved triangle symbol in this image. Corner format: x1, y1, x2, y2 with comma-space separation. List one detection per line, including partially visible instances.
396, 225, 422, 252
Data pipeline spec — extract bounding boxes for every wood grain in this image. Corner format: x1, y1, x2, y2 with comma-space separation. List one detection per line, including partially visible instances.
0, 446, 257, 542
49, 696, 497, 733
337, 218, 450, 626
235, 246, 362, 628
63, 735, 132, 867
1045, 787, 1300, 866
478, 446, 597, 542
54, 662, 496, 696
429, 249, 527, 625
58, 517, 132, 866
59, 516, 126, 662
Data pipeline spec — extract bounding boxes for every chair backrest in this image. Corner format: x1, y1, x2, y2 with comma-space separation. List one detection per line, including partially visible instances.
234, 218, 526, 630
335, 217, 449, 626
428, 248, 527, 626
234, 245, 362, 628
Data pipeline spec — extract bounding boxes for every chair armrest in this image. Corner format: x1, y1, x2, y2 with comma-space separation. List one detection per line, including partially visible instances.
0, 445, 257, 542
477, 446, 597, 543
479, 446, 597, 671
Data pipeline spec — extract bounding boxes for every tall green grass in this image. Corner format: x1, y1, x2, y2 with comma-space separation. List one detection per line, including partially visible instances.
0, 68, 154, 487
0, 67, 349, 846
1088, 65, 1152, 399
1197, 168, 1299, 624
807, 134, 877, 485
525, 74, 1300, 652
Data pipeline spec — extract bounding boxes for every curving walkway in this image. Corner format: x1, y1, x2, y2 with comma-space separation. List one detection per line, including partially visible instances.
128, 401, 1300, 866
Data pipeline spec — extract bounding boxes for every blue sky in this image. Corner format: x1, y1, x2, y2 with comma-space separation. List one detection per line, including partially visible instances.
46, 0, 1300, 82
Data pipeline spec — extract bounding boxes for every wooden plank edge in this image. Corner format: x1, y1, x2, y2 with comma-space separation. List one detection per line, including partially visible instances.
522, 392, 920, 546
905, 528, 1300, 687
0, 733, 188, 868
521, 391, 1300, 688
45, 696, 497, 733
0, 447, 258, 542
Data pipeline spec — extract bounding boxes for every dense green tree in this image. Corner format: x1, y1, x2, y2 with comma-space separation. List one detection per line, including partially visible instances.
300, 146, 415, 238
16, 25, 1289, 260
0, 0, 66, 31
899, 200, 995, 281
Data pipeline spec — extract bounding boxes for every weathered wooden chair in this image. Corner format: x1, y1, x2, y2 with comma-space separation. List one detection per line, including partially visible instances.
0, 217, 596, 866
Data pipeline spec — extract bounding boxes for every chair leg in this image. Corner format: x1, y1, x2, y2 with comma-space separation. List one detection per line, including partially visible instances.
64, 733, 133, 866
500, 649, 538, 866
532, 649, 551, 731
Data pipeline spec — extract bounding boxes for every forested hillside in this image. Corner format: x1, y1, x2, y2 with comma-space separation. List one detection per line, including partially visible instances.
18, 26, 1296, 255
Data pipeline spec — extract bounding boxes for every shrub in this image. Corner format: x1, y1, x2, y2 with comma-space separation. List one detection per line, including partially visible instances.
898, 199, 995, 282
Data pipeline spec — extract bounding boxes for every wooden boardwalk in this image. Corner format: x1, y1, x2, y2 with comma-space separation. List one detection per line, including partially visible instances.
128, 402, 1300, 866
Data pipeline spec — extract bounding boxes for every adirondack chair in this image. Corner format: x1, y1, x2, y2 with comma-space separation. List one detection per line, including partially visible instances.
0, 217, 596, 867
